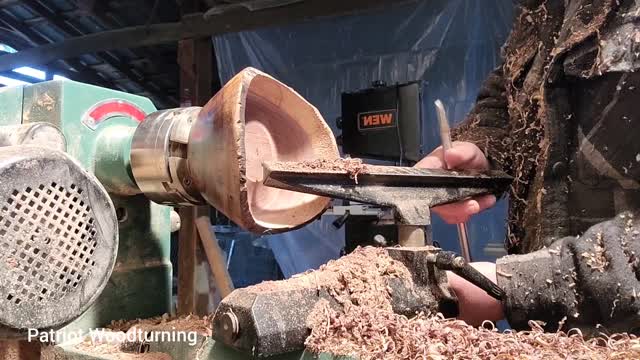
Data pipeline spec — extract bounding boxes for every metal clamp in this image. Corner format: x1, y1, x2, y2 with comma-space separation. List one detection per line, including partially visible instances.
131, 107, 204, 205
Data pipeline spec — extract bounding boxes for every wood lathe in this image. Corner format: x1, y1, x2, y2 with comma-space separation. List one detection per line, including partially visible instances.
0, 66, 511, 359
210, 159, 512, 357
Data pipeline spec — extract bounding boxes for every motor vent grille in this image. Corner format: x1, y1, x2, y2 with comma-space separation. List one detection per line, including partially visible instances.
0, 182, 98, 306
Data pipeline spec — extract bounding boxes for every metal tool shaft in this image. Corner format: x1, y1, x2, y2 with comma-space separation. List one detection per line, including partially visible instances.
430, 250, 505, 300
435, 100, 472, 262
262, 161, 512, 228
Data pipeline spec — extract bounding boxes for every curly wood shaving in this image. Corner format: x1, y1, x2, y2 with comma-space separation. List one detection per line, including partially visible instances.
298, 158, 367, 184
581, 232, 609, 272
303, 246, 638, 360
306, 308, 640, 359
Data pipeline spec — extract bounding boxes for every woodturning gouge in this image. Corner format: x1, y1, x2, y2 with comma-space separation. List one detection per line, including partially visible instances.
261, 158, 511, 290
262, 160, 510, 292
262, 160, 512, 246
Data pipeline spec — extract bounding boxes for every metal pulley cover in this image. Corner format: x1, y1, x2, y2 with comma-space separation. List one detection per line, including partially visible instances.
0, 146, 118, 330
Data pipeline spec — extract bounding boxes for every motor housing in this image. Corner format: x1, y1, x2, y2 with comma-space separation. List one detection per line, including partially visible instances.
0, 146, 118, 332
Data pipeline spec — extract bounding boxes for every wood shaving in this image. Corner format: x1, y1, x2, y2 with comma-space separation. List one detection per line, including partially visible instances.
496, 270, 513, 278
107, 314, 212, 336
581, 232, 609, 272
57, 315, 212, 360
299, 247, 637, 359
306, 308, 640, 359
299, 158, 368, 184
68, 329, 172, 360
250, 247, 412, 313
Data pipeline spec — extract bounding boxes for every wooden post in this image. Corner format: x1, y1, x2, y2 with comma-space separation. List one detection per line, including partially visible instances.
176, 0, 216, 316
176, 207, 197, 315
397, 225, 426, 247
0, 340, 40, 360
195, 215, 235, 299
177, 38, 213, 107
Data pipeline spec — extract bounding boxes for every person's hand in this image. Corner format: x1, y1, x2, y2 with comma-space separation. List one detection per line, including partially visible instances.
415, 141, 496, 223
447, 262, 504, 326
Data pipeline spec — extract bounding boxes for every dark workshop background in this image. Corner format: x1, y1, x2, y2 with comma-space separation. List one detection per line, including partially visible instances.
0, 0, 515, 286
212, 0, 515, 279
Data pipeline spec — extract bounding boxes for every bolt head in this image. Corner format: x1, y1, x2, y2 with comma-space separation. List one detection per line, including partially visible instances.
219, 311, 240, 343
373, 234, 387, 246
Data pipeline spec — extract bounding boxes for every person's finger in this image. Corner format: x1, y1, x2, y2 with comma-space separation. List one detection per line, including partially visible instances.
447, 262, 504, 326
444, 142, 490, 170
432, 199, 481, 224
432, 194, 496, 224
476, 194, 497, 212
414, 148, 445, 169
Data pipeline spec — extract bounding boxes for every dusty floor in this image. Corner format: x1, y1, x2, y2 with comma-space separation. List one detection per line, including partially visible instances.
39, 315, 212, 360
107, 314, 212, 337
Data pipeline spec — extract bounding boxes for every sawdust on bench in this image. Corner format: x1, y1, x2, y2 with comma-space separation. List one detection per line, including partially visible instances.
306, 307, 640, 359
55, 315, 212, 360
290, 248, 639, 359
298, 158, 368, 183
301, 247, 639, 360
249, 246, 411, 312
61, 334, 172, 360
108, 314, 212, 337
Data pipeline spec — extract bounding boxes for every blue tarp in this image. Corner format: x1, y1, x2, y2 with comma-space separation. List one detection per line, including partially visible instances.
214, 0, 514, 277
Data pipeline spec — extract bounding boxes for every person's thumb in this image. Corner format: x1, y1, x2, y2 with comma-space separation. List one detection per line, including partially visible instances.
444, 143, 489, 170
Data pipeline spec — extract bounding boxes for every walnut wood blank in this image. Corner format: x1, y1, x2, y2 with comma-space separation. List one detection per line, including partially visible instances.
188, 67, 339, 233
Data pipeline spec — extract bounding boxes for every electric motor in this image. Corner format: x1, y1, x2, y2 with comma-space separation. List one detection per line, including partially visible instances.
0, 146, 118, 331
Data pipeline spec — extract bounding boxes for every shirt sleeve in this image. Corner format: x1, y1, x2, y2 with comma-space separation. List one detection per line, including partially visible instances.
451, 66, 511, 169
497, 211, 640, 334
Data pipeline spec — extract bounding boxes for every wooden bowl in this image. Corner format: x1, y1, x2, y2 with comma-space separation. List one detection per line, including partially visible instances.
188, 68, 339, 233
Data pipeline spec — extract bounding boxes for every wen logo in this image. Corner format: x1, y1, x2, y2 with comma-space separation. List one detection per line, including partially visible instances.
357, 109, 397, 130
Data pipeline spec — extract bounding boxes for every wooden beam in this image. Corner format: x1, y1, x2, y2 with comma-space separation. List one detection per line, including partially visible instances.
0, 0, 418, 72
178, 37, 213, 107
195, 215, 234, 299
0, 70, 43, 84
64, 6, 180, 88
22, 9, 87, 26
176, 0, 214, 312
19, 0, 175, 107
0, 13, 119, 89
177, 207, 198, 315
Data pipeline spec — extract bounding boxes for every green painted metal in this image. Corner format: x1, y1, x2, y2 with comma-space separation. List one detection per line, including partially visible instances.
94, 125, 140, 195
0, 85, 24, 126
21, 80, 156, 173
60, 195, 172, 339
13, 80, 173, 335
2, 81, 357, 360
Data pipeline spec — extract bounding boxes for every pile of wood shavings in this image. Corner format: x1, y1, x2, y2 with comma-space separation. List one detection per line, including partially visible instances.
306, 307, 640, 359
58, 315, 213, 360
108, 314, 212, 336
300, 248, 640, 359
250, 247, 410, 306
